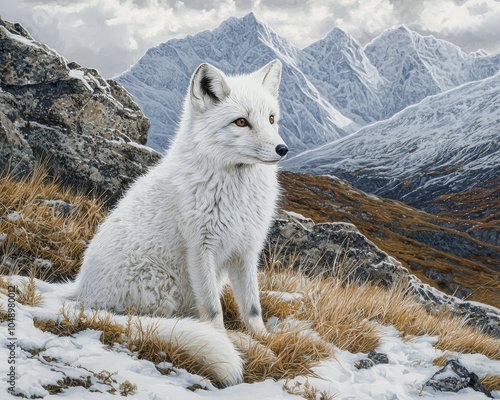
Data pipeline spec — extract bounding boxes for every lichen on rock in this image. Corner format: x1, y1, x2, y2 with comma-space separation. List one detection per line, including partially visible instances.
0, 17, 161, 204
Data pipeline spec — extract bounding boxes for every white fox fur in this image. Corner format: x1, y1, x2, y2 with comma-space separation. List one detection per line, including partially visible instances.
62, 60, 287, 387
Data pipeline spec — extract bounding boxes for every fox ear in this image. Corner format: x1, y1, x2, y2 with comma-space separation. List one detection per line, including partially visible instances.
190, 63, 231, 113
255, 59, 282, 97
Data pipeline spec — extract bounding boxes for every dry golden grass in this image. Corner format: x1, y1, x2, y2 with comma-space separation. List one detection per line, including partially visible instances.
283, 379, 336, 400
17, 273, 44, 307
432, 353, 455, 367
242, 327, 333, 383
33, 305, 236, 386
261, 262, 499, 360
119, 380, 138, 396
33, 304, 124, 345
0, 274, 43, 307
0, 167, 106, 281
481, 374, 500, 393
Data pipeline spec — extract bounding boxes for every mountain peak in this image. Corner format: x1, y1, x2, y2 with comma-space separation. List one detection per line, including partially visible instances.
306, 26, 358, 52
326, 26, 350, 38
321, 26, 355, 45
394, 24, 412, 34
220, 12, 265, 33
242, 11, 259, 24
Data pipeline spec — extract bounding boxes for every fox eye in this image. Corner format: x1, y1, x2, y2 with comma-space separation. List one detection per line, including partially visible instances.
269, 115, 275, 124
234, 118, 249, 127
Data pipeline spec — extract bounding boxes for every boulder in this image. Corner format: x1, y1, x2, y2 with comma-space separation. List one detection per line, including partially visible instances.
0, 18, 161, 204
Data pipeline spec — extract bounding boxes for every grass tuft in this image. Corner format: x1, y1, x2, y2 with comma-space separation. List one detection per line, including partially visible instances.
283, 379, 336, 400
17, 273, 44, 307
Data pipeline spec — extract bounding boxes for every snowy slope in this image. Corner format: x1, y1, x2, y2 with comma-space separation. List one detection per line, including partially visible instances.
283, 72, 500, 210
2, 275, 499, 399
365, 26, 500, 119
116, 13, 353, 155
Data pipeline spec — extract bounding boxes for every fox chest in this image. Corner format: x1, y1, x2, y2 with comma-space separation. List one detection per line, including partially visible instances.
180, 169, 277, 255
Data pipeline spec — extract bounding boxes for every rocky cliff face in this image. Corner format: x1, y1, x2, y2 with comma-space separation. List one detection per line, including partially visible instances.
0, 18, 161, 204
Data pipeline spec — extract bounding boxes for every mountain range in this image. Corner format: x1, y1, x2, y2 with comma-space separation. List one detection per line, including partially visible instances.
116, 13, 353, 155
117, 13, 500, 157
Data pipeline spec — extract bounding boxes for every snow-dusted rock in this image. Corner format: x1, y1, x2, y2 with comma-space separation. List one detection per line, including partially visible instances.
426, 359, 492, 397
0, 18, 161, 204
267, 210, 500, 338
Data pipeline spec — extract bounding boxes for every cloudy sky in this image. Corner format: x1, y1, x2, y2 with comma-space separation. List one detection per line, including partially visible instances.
1, 0, 499, 78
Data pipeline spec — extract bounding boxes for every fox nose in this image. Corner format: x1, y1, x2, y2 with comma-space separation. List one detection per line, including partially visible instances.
275, 144, 288, 157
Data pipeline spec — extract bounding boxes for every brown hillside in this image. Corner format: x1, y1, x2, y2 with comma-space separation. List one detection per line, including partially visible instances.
279, 171, 500, 309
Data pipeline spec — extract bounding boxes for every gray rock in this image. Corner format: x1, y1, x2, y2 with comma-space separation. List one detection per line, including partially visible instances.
267, 210, 408, 286
426, 359, 492, 398
0, 18, 161, 204
425, 268, 453, 284
266, 210, 500, 338
355, 359, 374, 370
469, 227, 500, 247
367, 350, 389, 365
424, 268, 474, 299
35, 199, 78, 218
355, 351, 389, 370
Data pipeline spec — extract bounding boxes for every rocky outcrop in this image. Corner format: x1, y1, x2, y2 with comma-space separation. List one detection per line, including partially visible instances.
0, 18, 161, 204
267, 211, 500, 338
267, 210, 408, 286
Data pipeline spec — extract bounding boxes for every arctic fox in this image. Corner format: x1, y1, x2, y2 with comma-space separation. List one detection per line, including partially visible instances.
67, 60, 287, 387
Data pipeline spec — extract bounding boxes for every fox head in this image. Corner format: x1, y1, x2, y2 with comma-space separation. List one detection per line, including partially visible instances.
185, 60, 288, 165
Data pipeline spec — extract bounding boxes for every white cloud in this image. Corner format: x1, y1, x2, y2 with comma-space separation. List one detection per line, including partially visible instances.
0, 0, 498, 78
417, 0, 500, 52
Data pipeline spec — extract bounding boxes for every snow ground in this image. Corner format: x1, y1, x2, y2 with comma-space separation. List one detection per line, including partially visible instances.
1, 275, 499, 399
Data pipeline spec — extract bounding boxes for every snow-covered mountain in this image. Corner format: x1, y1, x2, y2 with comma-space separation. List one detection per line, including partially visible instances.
116, 13, 353, 155
117, 13, 500, 159
283, 72, 500, 213
364, 25, 500, 119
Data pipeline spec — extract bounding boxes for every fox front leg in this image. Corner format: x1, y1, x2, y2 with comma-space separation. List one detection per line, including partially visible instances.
227, 253, 267, 335
186, 247, 225, 330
